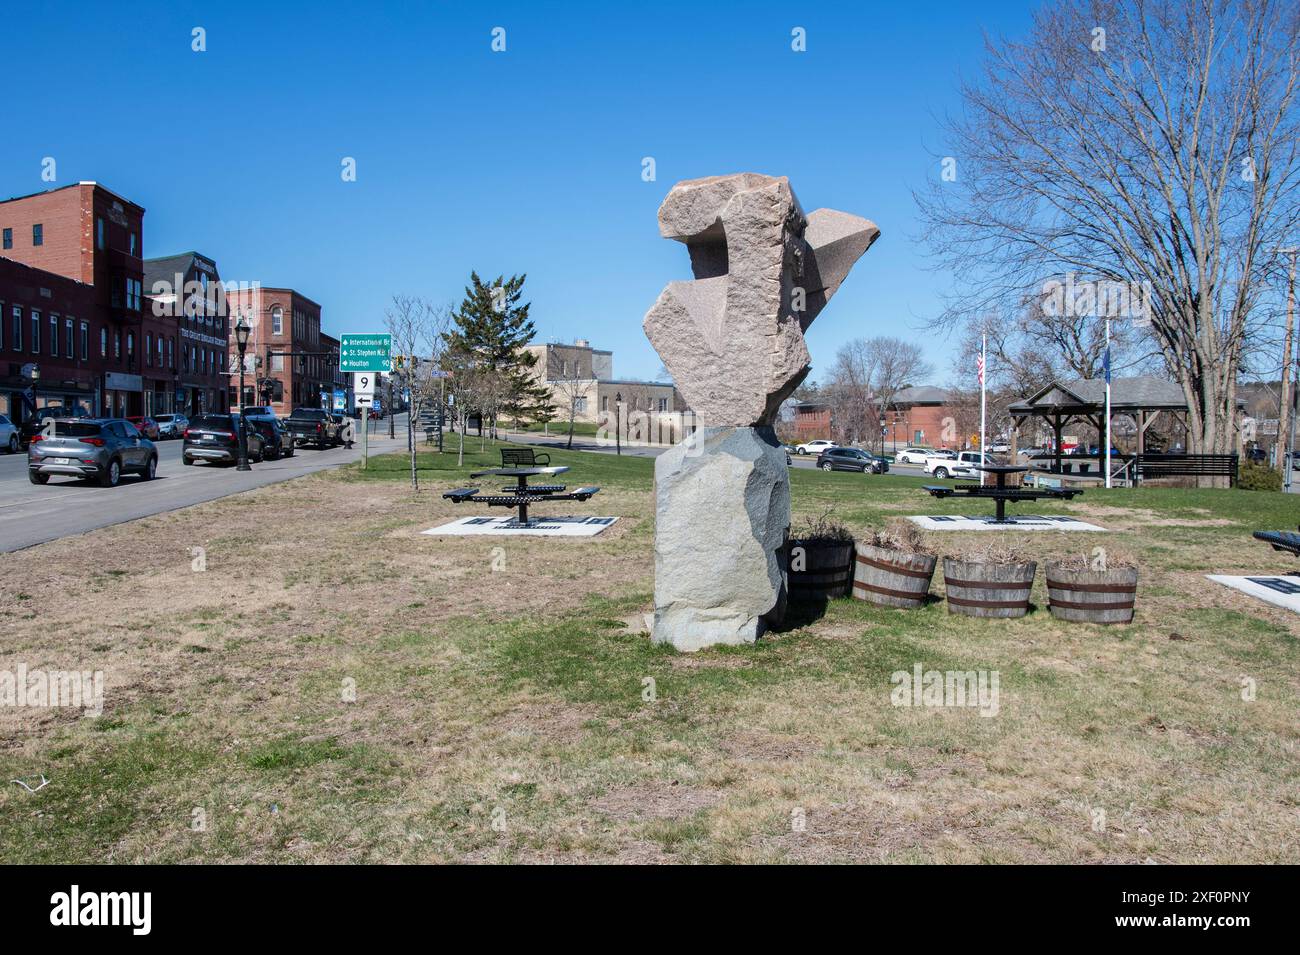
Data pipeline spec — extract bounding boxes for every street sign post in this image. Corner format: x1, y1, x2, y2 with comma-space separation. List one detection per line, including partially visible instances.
340, 334, 392, 373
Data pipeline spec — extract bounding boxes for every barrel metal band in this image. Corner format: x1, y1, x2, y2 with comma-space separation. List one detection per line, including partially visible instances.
853, 579, 923, 601
1046, 579, 1137, 594
856, 554, 933, 579
944, 577, 1033, 591
946, 594, 1030, 609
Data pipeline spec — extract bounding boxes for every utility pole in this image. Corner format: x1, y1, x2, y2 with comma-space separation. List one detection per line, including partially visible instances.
1281, 247, 1298, 490
388, 370, 396, 439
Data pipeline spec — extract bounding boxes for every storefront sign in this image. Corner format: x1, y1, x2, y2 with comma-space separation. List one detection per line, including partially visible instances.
105, 372, 143, 392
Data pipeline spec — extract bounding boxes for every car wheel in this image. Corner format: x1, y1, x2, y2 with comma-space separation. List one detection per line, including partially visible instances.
142, 455, 157, 480
183, 455, 194, 466
29, 470, 49, 485
934, 467, 949, 480
6, 434, 16, 453
821, 462, 833, 471
99, 458, 121, 488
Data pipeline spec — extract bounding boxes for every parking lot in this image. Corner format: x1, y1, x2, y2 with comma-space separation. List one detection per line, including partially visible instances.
0, 416, 409, 552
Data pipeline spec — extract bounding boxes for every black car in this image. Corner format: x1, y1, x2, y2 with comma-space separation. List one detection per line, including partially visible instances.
182, 413, 266, 466
816, 446, 889, 474
18, 405, 91, 450
246, 415, 294, 460
285, 408, 340, 449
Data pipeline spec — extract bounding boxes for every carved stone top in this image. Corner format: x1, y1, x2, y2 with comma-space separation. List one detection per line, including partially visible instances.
643, 173, 879, 427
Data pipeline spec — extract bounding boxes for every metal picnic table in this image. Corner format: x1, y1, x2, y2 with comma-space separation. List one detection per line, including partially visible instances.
441, 466, 601, 525
922, 464, 1082, 524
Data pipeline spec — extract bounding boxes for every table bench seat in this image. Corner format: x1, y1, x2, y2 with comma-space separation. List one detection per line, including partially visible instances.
501, 484, 565, 494
1253, 530, 1300, 557
442, 487, 480, 502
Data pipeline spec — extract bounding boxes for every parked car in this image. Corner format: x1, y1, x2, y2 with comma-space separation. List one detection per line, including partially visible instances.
796, 438, 835, 456
0, 413, 18, 453
28, 418, 157, 487
18, 405, 91, 450
925, 450, 994, 480
240, 405, 277, 418
1017, 446, 1047, 460
246, 415, 295, 460
816, 446, 889, 474
127, 416, 162, 440
183, 413, 266, 466
154, 413, 189, 439
286, 408, 341, 448
894, 446, 938, 465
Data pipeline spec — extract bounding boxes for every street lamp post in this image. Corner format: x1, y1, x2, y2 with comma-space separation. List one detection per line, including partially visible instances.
234, 319, 252, 471
615, 391, 622, 456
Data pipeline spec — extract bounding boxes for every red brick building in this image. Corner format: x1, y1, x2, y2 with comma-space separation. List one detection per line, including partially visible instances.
793, 400, 832, 442
792, 387, 959, 450
224, 286, 331, 416
143, 251, 230, 416
0, 182, 148, 420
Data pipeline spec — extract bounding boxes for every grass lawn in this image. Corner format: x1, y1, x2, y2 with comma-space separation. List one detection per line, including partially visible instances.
1, 439, 1297, 863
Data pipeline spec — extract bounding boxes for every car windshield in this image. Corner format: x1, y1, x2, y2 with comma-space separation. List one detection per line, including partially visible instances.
54, 422, 102, 437
191, 415, 234, 429
290, 409, 326, 419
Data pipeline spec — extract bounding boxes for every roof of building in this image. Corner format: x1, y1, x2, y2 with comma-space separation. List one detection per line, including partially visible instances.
0, 181, 145, 213
1009, 377, 1188, 413
143, 252, 218, 287
890, 385, 950, 405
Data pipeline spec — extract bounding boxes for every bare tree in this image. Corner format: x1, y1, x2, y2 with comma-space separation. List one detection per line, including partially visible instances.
826, 339, 877, 444
385, 296, 451, 490
916, 0, 1300, 478
870, 337, 933, 452
550, 363, 591, 449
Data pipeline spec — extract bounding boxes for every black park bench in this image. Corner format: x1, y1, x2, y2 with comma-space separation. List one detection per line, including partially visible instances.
1253, 528, 1300, 562
501, 447, 550, 468
442, 465, 599, 525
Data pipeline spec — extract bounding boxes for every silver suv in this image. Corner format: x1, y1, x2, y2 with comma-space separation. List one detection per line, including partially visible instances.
28, 418, 158, 487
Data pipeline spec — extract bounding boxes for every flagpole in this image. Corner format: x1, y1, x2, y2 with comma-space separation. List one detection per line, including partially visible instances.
1104, 317, 1112, 489
979, 333, 987, 486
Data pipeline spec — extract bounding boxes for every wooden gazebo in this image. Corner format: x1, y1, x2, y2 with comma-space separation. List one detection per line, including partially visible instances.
1007, 377, 1194, 475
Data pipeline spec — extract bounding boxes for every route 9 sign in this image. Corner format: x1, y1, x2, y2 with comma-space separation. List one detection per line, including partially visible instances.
354, 373, 376, 399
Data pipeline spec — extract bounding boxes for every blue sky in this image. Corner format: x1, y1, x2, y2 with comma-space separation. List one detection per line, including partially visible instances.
1, 0, 1036, 384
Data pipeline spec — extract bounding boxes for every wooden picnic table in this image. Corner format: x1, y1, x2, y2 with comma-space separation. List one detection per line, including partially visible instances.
442, 466, 600, 525
923, 464, 1081, 524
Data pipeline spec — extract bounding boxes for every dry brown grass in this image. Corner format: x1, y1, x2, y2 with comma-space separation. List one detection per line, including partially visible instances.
0, 451, 1297, 864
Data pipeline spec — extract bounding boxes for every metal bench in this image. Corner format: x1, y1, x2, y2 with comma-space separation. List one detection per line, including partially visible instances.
1253, 529, 1300, 559
443, 487, 480, 503
501, 484, 565, 494
501, 447, 550, 467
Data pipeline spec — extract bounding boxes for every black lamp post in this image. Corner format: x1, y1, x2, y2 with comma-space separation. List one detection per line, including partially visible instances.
234, 318, 251, 471
615, 391, 622, 456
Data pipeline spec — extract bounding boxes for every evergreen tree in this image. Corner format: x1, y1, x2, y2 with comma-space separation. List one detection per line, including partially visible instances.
443, 272, 552, 433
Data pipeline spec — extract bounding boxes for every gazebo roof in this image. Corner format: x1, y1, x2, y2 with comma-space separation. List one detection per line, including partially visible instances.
1008, 377, 1188, 416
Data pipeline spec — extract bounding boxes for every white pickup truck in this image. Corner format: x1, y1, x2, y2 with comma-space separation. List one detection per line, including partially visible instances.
924, 450, 995, 480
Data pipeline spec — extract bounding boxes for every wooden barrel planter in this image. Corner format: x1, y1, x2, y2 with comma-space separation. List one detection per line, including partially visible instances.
1045, 564, 1138, 624
852, 543, 936, 609
943, 559, 1037, 618
784, 539, 854, 603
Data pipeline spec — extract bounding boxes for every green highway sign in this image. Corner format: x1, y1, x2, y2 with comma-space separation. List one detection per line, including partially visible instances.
340, 333, 392, 373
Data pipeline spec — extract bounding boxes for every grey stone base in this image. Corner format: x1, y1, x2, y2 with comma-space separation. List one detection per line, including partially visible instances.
651, 426, 790, 651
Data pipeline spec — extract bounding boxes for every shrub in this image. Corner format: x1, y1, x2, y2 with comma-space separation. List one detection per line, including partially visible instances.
1238, 463, 1282, 492
791, 507, 853, 544
867, 518, 933, 555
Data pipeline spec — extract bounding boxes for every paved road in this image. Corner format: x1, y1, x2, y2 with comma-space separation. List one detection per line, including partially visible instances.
0, 416, 410, 553
499, 430, 931, 476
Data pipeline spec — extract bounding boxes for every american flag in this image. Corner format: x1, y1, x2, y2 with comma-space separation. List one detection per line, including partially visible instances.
977, 351, 985, 385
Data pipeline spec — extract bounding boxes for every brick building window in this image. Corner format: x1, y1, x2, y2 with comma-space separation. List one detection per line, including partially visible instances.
659, 397, 668, 412
2, 228, 11, 250
156, 335, 162, 367
100, 327, 107, 358
49, 315, 58, 357
80, 321, 88, 361
168, 337, 174, 369
65, 318, 74, 359
272, 306, 282, 335
31, 310, 40, 353
146, 333, 153, 367
12, 305, 21, 351
96, 218, 105, 250
114, 331, 121, 360
32, 224, 43, 246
